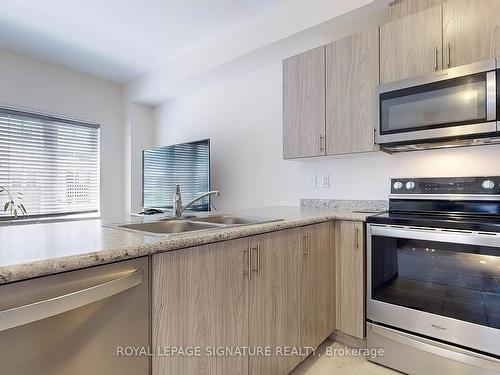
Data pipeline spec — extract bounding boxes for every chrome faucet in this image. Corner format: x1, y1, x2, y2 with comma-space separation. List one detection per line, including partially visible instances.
173, 185, 220, 217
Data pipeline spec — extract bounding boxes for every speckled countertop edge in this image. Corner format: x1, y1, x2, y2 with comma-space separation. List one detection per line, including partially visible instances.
301, 199, 389, 211
0, 207, 375, 285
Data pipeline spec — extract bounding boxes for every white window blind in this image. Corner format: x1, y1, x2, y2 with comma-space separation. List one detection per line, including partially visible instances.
0, 108, 100, 219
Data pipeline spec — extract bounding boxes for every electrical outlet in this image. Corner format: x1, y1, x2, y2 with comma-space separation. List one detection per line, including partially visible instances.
321, 175, 330, 188
308, 175, 317, 188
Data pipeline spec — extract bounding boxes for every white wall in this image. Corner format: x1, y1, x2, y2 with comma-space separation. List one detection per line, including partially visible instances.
0, 49, 127, 221
128, 103, 154, 213
154, 61, 500, 210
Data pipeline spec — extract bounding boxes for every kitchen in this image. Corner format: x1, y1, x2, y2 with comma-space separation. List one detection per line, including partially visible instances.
0, 0, 499, 374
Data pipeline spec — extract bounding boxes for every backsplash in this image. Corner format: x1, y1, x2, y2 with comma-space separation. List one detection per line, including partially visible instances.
300, 199, 388, 211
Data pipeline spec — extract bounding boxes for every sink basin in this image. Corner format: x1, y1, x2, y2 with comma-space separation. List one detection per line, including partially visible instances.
119, 220, 221, 234
192, 215, 280, 225
113, 214, 283, 236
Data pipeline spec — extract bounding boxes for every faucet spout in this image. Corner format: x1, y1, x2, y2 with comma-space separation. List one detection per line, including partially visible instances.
173, 187, 220, 217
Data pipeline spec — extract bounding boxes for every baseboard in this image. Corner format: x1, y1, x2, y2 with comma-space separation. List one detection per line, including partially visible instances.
329, 330, 367, 349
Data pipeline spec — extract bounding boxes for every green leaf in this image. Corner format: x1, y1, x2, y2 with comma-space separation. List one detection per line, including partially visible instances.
19, 204, 27, 215
3, 202, 9, 212
13, 209, 17, 219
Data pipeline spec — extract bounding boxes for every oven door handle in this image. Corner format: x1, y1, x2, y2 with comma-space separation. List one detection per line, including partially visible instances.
0, 269, 143, 332
371, 324, 500, 371
370, 225, 500, 248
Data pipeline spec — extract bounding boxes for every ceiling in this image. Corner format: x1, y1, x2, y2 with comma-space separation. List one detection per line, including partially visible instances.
0, 0, 286, 82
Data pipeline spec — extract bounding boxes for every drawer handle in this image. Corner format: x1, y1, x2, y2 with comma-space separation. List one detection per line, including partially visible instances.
0, 269, 143, 332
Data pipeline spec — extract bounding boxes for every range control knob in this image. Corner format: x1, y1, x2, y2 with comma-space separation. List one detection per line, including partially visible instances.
393, 181, 403, 190
406, 181, 416, 190
482, 180, 496, 190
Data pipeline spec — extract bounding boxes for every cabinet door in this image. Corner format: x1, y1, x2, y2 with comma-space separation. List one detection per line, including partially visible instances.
300, 222, 336, 350
443, 0, 500, 68
335, 221, 365, 339
283, 46, 326, 159
248, 229, 302, 375
152, 239, 250, 375
380, 5, 443, 83
389, 0, 446, 21
326, 28, 379, 155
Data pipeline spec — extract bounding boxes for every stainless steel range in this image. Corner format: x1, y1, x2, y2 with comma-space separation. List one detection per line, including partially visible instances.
366, 176, 500, 375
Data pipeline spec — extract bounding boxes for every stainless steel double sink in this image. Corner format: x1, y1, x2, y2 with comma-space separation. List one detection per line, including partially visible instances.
117, 214, 282, 236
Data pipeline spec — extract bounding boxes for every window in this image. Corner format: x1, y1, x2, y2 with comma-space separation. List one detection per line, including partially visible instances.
0, 107, 100, 219
143, 139, 210, 211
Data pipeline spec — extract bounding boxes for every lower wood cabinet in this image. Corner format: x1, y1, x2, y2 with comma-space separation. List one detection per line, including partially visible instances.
300, 222, 336, 350
152, 237, 250, 375
248, 229, 302, 375
335, 221, 365, 339
152, 223, 336, 375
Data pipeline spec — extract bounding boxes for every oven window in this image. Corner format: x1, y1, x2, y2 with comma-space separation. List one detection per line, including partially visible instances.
371, 236, 500, 329
380, 73, 488, 135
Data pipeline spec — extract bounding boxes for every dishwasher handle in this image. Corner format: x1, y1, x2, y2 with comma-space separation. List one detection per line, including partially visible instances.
0, 269, 143, 332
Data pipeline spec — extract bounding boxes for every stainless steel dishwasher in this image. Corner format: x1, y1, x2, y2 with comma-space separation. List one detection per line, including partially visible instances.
0, 257, 150, 375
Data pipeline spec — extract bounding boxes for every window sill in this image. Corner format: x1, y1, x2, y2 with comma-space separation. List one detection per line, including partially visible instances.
0, 212, 101, 226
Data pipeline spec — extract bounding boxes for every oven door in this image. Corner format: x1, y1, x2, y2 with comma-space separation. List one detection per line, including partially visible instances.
367, 224, 500, 356
377, 59, 498, 146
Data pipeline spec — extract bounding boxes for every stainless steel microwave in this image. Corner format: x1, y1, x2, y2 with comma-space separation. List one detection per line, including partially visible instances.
376, 59, 500, 152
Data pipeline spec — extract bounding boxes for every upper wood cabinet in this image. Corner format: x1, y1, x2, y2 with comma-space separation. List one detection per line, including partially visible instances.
380, 5, 443, 83
300, 222, 336, 350
443, 0, 500, 68
283, 46, 326, 159
389, 0, 447, 20
335, 221, 365, 339
382, 0, 500, 84
326, 28, 379, 155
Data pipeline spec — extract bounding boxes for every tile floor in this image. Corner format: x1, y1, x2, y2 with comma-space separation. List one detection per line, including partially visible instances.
291, 340, 400, 375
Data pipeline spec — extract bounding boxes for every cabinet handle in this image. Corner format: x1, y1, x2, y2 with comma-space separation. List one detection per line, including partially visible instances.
434, 46, 439, 71
319, 135, 325, 152
251, 245, 261, 275
302, 234, 309, 255
447, 43, 451, 68
258, 245, 261, 275
355, 227, 360, 249
244, 247, 252, 279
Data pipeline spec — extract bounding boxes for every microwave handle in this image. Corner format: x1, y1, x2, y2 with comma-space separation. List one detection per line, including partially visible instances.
0, 269, 143, 332
486, 70, 496, 121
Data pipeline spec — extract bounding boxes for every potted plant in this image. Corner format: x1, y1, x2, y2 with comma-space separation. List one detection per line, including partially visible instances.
0, 186, 27, 219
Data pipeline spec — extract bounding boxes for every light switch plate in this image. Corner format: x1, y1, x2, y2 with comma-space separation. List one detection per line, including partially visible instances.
321, 175, 330, 188
308, 175, 317, 188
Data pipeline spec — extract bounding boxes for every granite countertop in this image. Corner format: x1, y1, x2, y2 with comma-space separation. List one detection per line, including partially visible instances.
0, 206, 379, 285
